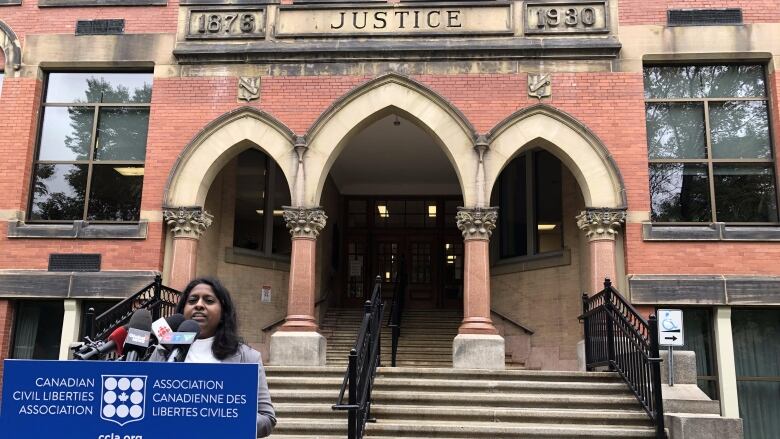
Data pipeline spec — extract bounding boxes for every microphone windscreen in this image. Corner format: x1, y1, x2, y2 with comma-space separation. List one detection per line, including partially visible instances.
165, 313, 186, 332
107, 326, 128, 356
178, 319, 202, 338
128, 309, 153, 332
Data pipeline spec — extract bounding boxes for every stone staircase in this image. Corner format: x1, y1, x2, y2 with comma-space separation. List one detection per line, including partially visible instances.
321, 307, 461, 368
266, 366, 658, 438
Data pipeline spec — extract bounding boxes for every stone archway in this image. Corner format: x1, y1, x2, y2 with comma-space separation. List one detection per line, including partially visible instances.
0, 20, 22, 74
485, 104, 626, 209
303, 73, 479, 207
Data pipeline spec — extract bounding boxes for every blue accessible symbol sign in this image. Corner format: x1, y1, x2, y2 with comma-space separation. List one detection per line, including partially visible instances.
658, 309, 684, 347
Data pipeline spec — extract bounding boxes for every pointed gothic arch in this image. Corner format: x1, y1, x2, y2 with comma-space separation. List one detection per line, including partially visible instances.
485, 105, 627, 209
0, 20, 22, 74
164, 107, 297, 208
303, 73, 479, 207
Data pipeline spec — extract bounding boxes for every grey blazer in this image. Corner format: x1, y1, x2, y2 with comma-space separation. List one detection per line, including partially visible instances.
148, 344, 276, 437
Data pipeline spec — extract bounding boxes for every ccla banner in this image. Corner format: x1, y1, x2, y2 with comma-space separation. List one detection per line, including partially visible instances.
0, 360, 258, 438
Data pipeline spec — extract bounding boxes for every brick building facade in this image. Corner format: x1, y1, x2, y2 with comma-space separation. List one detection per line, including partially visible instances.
0, 0, 778, 436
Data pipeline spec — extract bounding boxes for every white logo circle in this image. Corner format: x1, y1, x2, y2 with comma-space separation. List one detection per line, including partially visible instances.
104, 378, 118, 391
103, 405, 116, 418
130, 391, 143, 405
116, 405, 130, 418
130, 405, 143, 418
118, 378, 131, 391
103, 391, 117, 404
131, 378, 144, 391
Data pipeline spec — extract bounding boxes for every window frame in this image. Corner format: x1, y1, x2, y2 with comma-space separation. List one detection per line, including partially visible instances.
497, 148, 564, 260
27, 71, 153, 224
645, 63, 780, 225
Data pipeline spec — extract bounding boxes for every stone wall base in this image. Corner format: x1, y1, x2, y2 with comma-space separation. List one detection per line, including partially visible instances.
269, 331, 326, 366
452, 334, 505, 370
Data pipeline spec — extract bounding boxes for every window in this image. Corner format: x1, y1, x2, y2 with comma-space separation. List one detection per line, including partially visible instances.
233, 148, 291, 257
498, 149, 563, 259
645, 65, 779, 223
29, 73, 152, 222
12, 301, 64, 360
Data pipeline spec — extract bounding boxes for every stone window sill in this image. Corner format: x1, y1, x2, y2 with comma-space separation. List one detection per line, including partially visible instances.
225, 247, 290, 271
490, 249, 571, 275
0, 270, 158, 299
7, 220, 148, 239
38, 0, 166, 6
642, 223, 780, 241
0, 0, 21, 6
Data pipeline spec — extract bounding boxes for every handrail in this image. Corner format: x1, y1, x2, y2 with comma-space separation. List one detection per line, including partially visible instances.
333, 276, 384, 439
490, 308, 534, 335
262, 289, 331, 333
91, 274, 181, 340
580, 279, 666, 439
386, 256, 407, 367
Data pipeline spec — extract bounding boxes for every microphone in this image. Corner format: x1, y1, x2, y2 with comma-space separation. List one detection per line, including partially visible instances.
166, 319, 201, 363
151, 313, 185, 343
122, 309, 153, 361
73, 326, 128, 360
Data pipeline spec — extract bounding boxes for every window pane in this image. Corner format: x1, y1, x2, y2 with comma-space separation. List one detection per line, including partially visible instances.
534, 150, 563, 253
87, 165, 143, 221
649, 163, 711, 222
348, 200, 367, 228
38, 106, 94, 161
233, 150, 267, 251
94, 107, 150, 161
678, 309, 718, 399
46, 73, 153, 104
12, 301, 64, 360
644, 65, 765, 99
499, 155, 528, 258
646, 103, 706, 159
714, 165, 778, 222
271, 165, 292, 256
710, 101, 771, 159
30, 164, 88, 220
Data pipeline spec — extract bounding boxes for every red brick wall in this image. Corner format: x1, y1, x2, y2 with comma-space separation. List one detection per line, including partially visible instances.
0, 1, 179, 42
619, 0, 780, 25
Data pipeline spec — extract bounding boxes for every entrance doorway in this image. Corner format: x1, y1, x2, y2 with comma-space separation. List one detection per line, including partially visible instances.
342, 196, 463, 309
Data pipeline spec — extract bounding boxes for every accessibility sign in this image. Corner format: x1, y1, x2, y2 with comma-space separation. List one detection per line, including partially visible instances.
658, 309, 684, 347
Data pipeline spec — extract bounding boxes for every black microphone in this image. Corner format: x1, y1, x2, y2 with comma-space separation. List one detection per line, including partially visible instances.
73, 326, 128, 360
166, 313, 186, 332
167, 319, 201, 363
122, 309, 153, 361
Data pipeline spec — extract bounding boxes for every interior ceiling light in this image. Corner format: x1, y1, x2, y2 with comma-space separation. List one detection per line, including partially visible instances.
377, 204, 389, 218
113, 167, 144, 177
537, 224, 557, 231
256, 210, 285, 216
428, 205, 437, 218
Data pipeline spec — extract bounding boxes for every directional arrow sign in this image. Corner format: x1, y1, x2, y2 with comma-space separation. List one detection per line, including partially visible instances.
658, 309, 684, 347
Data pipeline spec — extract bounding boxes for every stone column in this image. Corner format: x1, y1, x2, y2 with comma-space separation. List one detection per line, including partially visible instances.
163, 207, 214, 291
58, 300, 81, 360
576, 208, 627, 295
453, 207, 504, 369
270, 206, 328, 366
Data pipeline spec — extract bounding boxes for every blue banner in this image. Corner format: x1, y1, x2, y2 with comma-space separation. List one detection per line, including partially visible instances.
1, 360, 258, 439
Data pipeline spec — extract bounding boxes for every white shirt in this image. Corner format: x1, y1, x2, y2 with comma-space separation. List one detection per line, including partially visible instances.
184, 336, 220, 363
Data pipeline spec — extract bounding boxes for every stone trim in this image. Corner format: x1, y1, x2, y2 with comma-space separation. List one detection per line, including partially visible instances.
0, 270, 158, 299
283, 206, 327, 239
163, 207, 213, 239
0, 1, 21, 5
456, 207, 498, 241
0, 19, 22, 73
576, 208, 627, 241
7, 220, 148, 239
225, 247, 291, 270
642, 223, 780, 241
629, 275, 780, 306
181, 0, 277, 4
38, 0, 166, 6
491, 249, 571, 275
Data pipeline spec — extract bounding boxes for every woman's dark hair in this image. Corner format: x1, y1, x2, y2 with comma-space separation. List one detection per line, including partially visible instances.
176, 277, 242, 360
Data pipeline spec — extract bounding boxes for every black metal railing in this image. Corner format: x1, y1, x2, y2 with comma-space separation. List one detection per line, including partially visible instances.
386, 256, 407, 367
333, 276, 385, 439
88, 274, 181, 340
581, 279, 665, 438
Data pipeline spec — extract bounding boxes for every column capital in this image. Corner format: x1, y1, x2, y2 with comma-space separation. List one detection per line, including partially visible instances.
456, 207, 498, 241
576, 208, 627, 241
163, 206, 214, 239
283, 206, 327, 239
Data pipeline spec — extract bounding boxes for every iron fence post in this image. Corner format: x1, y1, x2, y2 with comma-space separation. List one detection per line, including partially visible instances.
85, 307, 96, 339
649, 315, 666, 438
152, 274, 163, 321
581, 293, 592, 371
603, 280, 616, 371
348, 348, 357, 439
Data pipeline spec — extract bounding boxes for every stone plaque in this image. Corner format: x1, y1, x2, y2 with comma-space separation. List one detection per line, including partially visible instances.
528, 73, 551, 99
524, 1, 608, 35
275, 3, 513, 38
238, 76, 261, 102
186, 7, 266, 40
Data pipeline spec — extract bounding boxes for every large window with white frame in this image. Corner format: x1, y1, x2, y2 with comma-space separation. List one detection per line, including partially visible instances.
644, 64, 779, 224
28, 72, 152, 222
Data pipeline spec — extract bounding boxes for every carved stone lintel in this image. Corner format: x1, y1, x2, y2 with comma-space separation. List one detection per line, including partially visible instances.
163, 207, 214, 239
576, 208, 627, 241
456, 207, 498, 241
283, 206, 327, 239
